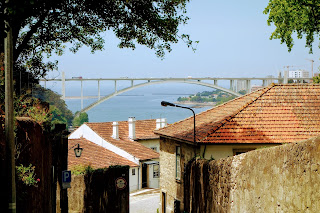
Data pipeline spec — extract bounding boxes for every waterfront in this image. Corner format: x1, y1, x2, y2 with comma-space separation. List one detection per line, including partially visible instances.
65, 93, 212, 124
58, 83, 216, 124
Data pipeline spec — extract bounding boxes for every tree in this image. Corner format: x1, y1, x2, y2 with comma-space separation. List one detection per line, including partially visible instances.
32, 85, 74, 125
72, 112, 88, 127
264, 0, 320, 53
1, 0, 195, 79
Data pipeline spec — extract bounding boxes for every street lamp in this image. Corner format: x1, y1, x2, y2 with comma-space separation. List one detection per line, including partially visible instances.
161, 101, 198, 210
160, 101, 196, 157
68, 143, 83, 158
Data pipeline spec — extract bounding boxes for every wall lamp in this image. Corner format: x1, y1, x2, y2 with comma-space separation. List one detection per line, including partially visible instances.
68, 143, 83, 158
161, 101, 196, 157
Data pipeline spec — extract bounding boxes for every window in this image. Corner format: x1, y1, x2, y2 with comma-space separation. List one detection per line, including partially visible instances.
151, 147, 158, 152
132, 168, 135, 175
176, 146, 181, 180
153, 164, 159, 178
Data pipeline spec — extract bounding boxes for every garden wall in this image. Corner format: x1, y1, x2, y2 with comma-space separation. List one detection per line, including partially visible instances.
0, 117, 54, 213
184, 136, 320, 213
67, 166, 129, 213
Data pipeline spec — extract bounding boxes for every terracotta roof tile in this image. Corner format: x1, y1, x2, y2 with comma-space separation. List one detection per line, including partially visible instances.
68, 138, 138, 169
155, 84, 320, 144
85, 119, 159, 160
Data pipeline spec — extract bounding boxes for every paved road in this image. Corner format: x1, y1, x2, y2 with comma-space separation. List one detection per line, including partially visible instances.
130, 189, 160, 213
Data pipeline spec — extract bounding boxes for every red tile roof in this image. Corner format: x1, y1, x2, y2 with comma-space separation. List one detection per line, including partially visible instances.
85, 119, 159, 160
155, 84, 320, 144
68, 138, 138, 169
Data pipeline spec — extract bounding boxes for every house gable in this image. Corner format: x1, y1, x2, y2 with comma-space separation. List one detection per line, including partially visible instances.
69, 124, 139, 164
155, 84, 320, 144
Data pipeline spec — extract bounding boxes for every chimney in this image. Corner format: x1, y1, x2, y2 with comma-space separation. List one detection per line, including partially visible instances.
128, 117, 136, 140
156, 118, 161, 129
112, 122, 119, 139
161, 118, 167, 128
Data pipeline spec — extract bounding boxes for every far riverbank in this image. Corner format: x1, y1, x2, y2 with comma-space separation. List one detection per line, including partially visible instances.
175, 101, 216, 108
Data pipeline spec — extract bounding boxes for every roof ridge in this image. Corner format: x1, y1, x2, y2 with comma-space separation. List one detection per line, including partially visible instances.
156, 91, 251, 132
199, 84, 277, 142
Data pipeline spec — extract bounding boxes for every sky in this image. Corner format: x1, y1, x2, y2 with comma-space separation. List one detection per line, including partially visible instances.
45, 0, 320, 81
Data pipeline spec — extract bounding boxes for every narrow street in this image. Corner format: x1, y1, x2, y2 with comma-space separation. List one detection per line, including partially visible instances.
130, 188, 160, 213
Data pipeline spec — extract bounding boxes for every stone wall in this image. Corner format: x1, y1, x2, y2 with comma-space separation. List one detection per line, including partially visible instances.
159, 137, 195, 213
184, 136, 320, 213
67, 166, 129, 213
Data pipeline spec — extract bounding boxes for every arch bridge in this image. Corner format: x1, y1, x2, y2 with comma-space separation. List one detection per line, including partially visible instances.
40, 73, 297, 117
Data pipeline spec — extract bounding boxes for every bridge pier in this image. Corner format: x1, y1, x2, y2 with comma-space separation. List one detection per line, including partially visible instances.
81, 80, 83, 110
214, 80, 218, 86
98, 80, 101, 100
246, 80, 251, 94
62, 71, 66, 100
262, 80, 266, 87
230, 80, 235, 91
115, 80, 117, 93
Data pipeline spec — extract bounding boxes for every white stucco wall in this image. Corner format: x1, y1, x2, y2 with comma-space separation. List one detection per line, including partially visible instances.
200, 144, 279, 160
138, 139, 160, 152
69, 124, 139, 164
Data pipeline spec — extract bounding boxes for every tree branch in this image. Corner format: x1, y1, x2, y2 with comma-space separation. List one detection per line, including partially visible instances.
14, 11, 48, 61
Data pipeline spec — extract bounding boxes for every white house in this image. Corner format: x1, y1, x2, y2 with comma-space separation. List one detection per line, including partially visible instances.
68, 117, 161, 192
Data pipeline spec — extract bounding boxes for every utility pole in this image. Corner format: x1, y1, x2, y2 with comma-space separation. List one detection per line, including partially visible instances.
4, 1, 17, 211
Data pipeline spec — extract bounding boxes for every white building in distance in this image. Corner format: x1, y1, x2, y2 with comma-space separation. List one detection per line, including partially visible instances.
288, 70, 309, 78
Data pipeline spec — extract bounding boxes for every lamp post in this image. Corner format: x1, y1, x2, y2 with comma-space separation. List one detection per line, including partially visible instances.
160, 101, 196, 157
161, 101, 198, 211
68, 143, 83, 158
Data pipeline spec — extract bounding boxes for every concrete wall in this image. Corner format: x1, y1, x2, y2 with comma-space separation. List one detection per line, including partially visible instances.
159, 137, 195, 213
183, 136, 320, 213
200, 144, 278, 160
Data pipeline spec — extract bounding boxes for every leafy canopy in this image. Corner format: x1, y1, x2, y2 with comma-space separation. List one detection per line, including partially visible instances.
1, 0, 194, 78
72, 111, 89, 127
264, 0, 320, 53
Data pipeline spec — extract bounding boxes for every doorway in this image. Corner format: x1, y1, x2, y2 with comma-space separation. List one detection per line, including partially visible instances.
142, 163, 148, 188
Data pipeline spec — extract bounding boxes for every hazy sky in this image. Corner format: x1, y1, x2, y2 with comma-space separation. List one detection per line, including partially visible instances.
47, 0, 320, 80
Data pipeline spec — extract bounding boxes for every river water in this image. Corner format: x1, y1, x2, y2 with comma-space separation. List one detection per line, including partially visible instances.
44, 82, 216, 124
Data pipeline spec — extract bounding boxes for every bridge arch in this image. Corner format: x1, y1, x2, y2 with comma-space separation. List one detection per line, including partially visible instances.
75, 80, 241, 117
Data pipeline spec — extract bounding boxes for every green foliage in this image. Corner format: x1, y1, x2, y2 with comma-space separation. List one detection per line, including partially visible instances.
264, 0, 320, 53
177, 90, 235, 105
71, 164, 94, 175
14, 95, 51, 126
1, 0, 195, 79
33, 85, 74, 126
313, 74, 320, 83
109, 165, 130, 169
16, 164, 40, 187
72, 112, 89, 127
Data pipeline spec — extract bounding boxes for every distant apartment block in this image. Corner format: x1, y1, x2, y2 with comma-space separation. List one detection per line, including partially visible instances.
288, 69, 309, 78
